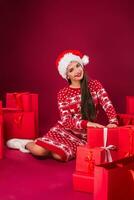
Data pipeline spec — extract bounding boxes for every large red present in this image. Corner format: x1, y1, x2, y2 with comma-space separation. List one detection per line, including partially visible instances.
73, 172, 94, 193
3, 109, 37, 139
6, 92, 38, 133
87, 127, 118, 160
87, 127, 118, 148
87, 127, 134, 161
94, 156, 134, 200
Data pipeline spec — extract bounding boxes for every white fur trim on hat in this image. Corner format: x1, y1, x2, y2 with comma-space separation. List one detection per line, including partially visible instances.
58, 53, 89, 79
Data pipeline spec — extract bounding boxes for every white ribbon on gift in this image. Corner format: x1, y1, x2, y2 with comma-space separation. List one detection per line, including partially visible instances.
101, 127, 116, 163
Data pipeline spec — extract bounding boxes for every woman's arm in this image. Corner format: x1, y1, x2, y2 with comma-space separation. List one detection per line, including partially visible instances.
94, 80, 118, 126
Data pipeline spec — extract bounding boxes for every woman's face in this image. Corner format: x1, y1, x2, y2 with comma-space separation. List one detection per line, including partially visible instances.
66, 61, 84, 82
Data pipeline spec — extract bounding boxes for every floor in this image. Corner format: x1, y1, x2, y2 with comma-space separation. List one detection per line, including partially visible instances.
0, 148, 93, 200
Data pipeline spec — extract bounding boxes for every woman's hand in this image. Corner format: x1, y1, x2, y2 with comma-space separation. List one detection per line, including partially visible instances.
106, 123, 117, 128
87, 122, 105, 128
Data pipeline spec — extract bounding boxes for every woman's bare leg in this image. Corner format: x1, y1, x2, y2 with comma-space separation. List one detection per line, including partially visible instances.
51, 152, 64, 161
26, 142, 50, 157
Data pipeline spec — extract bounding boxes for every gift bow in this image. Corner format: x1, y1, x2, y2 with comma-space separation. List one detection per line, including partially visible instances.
101, 127, 116, 163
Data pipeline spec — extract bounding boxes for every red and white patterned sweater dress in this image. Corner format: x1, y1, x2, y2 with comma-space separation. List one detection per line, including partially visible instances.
35, 80, 118, 161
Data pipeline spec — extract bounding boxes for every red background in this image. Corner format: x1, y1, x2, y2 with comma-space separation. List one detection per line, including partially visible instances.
0, 0, 134, 131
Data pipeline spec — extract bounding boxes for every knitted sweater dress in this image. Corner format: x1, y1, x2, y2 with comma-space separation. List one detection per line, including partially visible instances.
35, 80, 118, 161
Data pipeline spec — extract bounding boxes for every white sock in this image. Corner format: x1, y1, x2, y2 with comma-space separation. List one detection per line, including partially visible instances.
6, 138, 34, 153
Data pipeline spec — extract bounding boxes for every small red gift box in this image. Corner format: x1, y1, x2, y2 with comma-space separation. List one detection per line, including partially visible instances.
6, 92, 39, 133
73, 172, 94, 193
76, 145, 110, 175
126, 96, 134, 115
94, 156, 134, 200
3, 109, 37, 139
76, 145, 95, 175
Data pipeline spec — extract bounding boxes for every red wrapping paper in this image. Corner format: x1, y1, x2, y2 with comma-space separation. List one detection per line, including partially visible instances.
3, 109, 37, 139
76, 145, 111, 175
118, 125, 134, 158
6, 92, 39, 133
87, 127, 119, 148
132, 116, 134, 125
87, 127, 134, 161
94, 156, 134, 200
6, 92, 31, 111
76, 145, 95, 175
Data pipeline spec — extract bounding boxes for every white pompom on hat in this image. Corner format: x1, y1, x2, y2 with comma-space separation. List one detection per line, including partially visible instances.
56, 50, 89, 79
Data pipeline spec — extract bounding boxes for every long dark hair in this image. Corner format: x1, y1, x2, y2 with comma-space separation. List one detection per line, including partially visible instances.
80, 73, 96, 121
68, 72, 96, 121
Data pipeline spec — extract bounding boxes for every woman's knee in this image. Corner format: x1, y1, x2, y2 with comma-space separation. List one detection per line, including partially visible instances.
51, 152, 64, 161
26, 142, 49, 157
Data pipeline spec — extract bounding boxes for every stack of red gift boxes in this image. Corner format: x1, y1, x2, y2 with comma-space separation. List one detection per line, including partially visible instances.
73, 96, 134, 199
0, 92, 39, 159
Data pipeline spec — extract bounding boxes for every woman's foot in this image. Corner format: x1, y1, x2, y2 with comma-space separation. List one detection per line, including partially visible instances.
6, 138, 34, 153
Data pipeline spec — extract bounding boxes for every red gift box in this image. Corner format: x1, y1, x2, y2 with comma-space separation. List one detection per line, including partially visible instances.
118, 125, 134, 158
87, 127, 118, 148
73, 172, 94, 193
131, 116, 134, 125
3, 109, 37, 139
6, 92, 31, 111
76, 145, 110, 175
76, 145, 95, 175
87, 127, 118, 161
117, 113, 132, 126
126, 96, 134, 115
94, 156, 134, 200
6, 92, 39, 133
87, 127, 134, 161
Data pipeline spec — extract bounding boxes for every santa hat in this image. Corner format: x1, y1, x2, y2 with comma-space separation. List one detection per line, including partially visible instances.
56, 50, 89, 79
